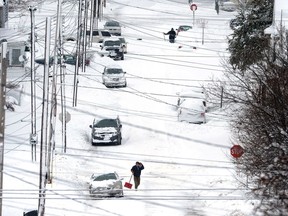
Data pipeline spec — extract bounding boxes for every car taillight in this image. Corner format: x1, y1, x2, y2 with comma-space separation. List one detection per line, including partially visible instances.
201, 112, 205, 117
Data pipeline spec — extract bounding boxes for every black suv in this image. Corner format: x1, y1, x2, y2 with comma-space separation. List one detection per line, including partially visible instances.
89, 116, 122, 145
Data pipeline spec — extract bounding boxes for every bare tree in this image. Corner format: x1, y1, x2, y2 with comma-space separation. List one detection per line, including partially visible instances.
210, 33, 288, 215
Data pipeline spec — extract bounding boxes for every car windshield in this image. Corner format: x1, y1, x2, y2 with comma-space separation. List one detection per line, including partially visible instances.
106, 68, 123, 74
104, 40, 121, 46
64, 55, 74, 60
105, 21, 120, 27
118, 38, 125, 43
92, 173, 117, 181
86, 30, 99, 36
95, 119, 118, 127
101, 31, 111, 36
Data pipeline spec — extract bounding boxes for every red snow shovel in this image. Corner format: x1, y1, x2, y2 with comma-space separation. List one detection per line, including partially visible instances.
124, 175, 133, 189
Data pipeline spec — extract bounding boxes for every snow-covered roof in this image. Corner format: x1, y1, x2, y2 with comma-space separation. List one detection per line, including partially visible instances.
265, 0, 288, 35
106, 64, 122, 69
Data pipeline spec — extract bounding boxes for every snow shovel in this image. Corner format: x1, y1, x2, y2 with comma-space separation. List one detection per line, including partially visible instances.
124, 175, 133, 189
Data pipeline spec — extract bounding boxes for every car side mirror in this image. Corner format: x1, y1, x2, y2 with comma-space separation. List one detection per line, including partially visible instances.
119, 124, 122, 128
89, 125, 92, 128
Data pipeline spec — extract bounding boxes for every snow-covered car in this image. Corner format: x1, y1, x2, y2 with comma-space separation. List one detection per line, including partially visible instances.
177, 98, 206, 124
99, 37, 125, 60
176, 87, 207, 112
102, 64, 127, 88
104, 20, 121, 36
88, 172, 124, 197
89, 116, 122, 145
118, 37, 127, 53
219, 0, 237, 12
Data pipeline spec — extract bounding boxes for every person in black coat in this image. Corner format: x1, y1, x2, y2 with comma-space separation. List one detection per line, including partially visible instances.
164, 28, 176, 43
131, 161, 144, 189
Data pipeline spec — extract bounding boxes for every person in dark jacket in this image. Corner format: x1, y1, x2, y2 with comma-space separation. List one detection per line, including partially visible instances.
164, 28, 176, 43
131, 161, 144, 189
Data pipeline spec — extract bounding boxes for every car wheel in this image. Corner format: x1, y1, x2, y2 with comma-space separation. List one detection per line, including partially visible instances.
119, 190, 124, 197
117, 137, 122, 145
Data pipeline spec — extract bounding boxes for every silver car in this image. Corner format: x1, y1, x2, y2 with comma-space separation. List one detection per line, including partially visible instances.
104, 20, 121, 36
102, 64, 127, 87
89, 172, 124, 197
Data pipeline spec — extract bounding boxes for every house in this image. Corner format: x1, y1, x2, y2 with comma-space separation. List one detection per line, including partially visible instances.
1, 0, 28, 105
264, 0, 288, 38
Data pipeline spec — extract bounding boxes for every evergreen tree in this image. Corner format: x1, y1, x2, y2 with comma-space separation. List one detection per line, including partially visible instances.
228, 0, 273, 71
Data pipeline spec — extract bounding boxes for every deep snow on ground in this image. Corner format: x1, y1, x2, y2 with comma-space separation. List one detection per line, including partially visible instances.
3, 0, 257, 215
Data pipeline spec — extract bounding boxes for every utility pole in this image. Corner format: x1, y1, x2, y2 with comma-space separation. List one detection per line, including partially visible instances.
93, 0, 99, 29
38, 17, 51, 216
0, 42, 8, 216
29, 6, 38, 162
73, 0, 84, 107
47, 0, 62, 184
88, 0, 94, 47
82, 0, 89, 73
60, 64, 67, 153
99, 0, 104, 20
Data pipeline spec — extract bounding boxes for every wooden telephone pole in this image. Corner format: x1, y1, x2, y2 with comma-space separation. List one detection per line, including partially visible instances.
29, 6, 38, 162
0, 42, 8, 216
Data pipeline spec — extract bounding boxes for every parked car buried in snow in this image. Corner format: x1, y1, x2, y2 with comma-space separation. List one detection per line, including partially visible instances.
177, 98, 206, 124
88, 172, 124, 197
176, 87, 207, 112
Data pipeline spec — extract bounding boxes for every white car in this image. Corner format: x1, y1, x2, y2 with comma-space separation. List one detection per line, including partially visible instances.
219, 0, 237, 12
104, 20, 122, 36
63, 29, 111, 43
86, 29, 111, 43
177, 98, 206, 124
176, 87, 207, 111
102, 64, 127, 87
88, 172, 124, 197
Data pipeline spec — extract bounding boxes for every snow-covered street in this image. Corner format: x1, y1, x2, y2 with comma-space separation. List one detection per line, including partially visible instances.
3, 0, 256, 215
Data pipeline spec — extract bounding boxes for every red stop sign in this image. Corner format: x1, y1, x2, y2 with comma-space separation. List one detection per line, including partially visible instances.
230, 145, 244, 158
190, 3, 197, 11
